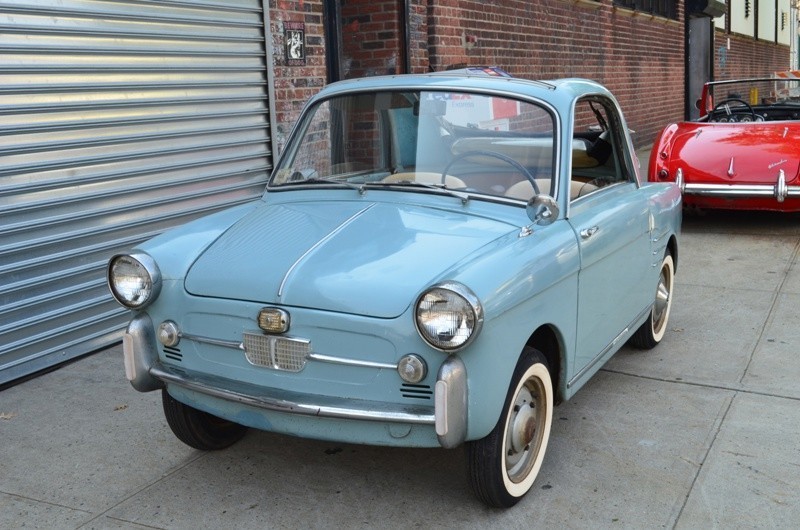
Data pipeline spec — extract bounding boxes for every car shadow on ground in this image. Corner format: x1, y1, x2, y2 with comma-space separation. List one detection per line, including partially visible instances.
681, 208, 800, 235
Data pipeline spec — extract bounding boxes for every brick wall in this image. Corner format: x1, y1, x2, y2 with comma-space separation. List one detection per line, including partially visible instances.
340, 0, 405, 78
267, 1, 790, 152
714, 31, 790, 81
418, 0, 686, 147
269, 1, 327, 152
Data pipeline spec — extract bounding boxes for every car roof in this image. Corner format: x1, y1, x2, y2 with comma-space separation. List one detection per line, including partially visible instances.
309, 73, 614, 110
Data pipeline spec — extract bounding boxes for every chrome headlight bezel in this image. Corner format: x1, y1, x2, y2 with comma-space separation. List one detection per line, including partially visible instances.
107, 253, 162, 309
414, 281, 483, 352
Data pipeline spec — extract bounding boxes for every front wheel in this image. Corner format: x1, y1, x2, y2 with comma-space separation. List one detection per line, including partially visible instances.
466, 348, 553, 508
629, 251, 675, 349
161, 389, 248, 450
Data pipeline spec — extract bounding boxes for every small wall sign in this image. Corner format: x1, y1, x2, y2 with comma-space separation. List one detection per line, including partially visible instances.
284, 22, 305, 66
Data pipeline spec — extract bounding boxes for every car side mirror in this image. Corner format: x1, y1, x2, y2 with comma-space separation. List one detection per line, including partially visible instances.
526, 195, 559, 225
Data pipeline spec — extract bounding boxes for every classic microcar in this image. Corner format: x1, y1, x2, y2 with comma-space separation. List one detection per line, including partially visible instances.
108, 69, 681, 507
650, 75, 800, 211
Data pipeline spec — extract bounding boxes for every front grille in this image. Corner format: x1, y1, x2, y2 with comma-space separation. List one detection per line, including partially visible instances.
401, 383, 433, 400
242, 332, 310, 372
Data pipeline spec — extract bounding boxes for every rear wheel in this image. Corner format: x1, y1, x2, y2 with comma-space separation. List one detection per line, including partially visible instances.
466, 348, 553, 508
630, 251, 674, 349
161, 389, 247, 450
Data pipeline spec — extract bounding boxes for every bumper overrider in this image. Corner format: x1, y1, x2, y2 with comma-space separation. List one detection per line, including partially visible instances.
122, 313, 468, 448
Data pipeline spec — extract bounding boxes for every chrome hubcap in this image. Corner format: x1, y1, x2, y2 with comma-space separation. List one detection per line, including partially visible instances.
505, 379, 545, 482
652, 263, 671, 331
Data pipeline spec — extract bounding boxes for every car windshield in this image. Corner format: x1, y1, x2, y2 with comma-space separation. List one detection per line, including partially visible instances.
270, 89, 557, 201
705, 77, 800, 121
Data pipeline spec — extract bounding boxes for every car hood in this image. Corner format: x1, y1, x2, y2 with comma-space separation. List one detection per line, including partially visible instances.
184, 200, 516, 318
672, 123, 800, 184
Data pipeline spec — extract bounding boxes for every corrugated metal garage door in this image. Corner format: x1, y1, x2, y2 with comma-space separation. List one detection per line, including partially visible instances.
0, 0, 275, 385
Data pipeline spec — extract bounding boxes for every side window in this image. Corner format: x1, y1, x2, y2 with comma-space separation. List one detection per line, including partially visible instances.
570, 97, 633, 201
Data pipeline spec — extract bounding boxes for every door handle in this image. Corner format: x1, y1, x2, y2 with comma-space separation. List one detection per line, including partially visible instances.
580, 226, 599, 239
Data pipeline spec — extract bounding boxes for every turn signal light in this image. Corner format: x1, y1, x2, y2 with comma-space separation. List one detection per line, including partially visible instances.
258, 308, 290, 333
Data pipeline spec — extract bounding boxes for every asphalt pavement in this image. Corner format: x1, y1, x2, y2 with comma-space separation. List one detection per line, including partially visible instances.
2, 208, 800, 529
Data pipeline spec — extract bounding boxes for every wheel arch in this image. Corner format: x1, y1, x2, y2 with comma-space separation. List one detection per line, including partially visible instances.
524, 324, 566, 404
666, 234, 678, 272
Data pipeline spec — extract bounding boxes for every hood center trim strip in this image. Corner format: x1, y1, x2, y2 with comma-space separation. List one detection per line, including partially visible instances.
278, 203, 376, 298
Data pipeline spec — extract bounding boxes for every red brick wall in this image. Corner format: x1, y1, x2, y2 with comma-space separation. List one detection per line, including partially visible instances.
267, 1, 790, 151
269, 1, 328, 151
340, 0, 405, 78
418, 0, 686, 147
714, 30, 790, 81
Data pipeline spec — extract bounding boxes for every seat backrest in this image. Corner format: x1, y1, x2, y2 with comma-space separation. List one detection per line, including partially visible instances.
505, 179, 597, 201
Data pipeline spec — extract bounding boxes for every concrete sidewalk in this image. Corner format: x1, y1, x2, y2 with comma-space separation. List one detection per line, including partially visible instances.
2, 209, 800, 529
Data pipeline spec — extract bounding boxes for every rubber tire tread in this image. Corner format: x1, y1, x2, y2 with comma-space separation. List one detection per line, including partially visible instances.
466, 347, 551, 508
161, 389, 247, 450
629, 251, 673, 350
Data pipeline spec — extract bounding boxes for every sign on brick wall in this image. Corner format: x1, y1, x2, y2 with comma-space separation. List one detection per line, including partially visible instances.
285, 21, 305, 66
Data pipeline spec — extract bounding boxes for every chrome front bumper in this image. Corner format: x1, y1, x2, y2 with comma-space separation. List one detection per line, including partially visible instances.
122, 313, 467, 448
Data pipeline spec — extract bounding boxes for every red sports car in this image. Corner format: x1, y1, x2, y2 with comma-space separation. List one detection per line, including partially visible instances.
649, 75, 800, 211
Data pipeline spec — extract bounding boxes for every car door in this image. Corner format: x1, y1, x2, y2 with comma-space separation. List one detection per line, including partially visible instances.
566, 97, 653, 383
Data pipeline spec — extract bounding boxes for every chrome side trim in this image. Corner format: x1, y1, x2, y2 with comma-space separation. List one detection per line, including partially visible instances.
151, 363, 435, 424
278, 203, 376, 298
567, 305, 651, 389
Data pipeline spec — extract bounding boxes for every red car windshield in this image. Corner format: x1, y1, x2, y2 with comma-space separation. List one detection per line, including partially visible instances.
702, 77, 800, 119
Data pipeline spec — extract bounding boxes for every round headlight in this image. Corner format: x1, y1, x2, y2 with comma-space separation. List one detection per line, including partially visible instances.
415, 282, 483, 351
107, 253, 161, 309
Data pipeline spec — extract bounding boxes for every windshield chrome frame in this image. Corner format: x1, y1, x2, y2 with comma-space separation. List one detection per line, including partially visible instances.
265, 85, 563, 208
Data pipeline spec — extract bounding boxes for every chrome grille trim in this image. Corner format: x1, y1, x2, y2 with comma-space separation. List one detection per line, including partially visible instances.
242, 333, 309, 372
180, 332, 242, 350
180, 331, 398, 371
308, 352, 397, 370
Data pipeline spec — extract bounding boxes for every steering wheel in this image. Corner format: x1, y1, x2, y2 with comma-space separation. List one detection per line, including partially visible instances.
709, 98, 757, 122
441, 150, 540, 194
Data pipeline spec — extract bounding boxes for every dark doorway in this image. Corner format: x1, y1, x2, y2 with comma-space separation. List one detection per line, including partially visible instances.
686, 15, 714, 120
324, 0, 408, 83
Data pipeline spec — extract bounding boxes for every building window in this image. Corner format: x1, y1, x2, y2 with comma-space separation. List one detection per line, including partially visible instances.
613, 1, 678, 19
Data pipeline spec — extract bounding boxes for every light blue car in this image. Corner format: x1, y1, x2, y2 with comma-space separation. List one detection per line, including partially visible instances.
108, 69, 681, 508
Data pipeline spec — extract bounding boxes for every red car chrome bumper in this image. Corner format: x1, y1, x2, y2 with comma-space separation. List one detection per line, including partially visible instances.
683, 170, 800, 203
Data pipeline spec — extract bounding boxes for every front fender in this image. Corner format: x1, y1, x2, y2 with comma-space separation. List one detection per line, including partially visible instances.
460, 271, 577, 441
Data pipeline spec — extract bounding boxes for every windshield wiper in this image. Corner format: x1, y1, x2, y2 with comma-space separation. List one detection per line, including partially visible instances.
296, 177, 367, 194
372, 180, 470, 204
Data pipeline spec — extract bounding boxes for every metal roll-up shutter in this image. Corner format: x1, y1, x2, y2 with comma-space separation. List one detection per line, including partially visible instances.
0, 0, 275, 385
